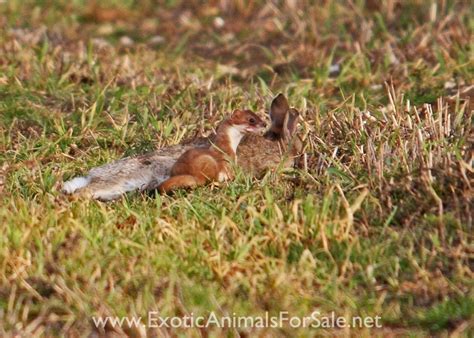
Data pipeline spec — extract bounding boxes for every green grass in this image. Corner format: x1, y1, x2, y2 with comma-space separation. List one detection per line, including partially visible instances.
0, 0, 473, 336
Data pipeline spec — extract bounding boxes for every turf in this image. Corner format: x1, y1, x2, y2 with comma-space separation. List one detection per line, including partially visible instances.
0, 0, 473, 337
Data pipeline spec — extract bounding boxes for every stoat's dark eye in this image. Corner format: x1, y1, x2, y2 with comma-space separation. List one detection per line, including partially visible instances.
249, 118, 256, 124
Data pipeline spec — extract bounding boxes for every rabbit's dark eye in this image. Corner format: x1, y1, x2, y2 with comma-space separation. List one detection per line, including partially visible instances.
249, 118, 256, 124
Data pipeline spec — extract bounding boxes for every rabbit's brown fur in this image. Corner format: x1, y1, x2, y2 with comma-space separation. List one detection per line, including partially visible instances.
62, 94, 301, 200
237, 95, 301, 176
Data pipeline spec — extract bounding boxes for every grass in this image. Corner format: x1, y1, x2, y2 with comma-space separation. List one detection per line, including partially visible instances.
0, 0, 473, 336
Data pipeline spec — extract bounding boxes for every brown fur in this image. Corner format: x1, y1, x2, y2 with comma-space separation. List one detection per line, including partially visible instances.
237, 95, 302, 176
158, 109, 265, 194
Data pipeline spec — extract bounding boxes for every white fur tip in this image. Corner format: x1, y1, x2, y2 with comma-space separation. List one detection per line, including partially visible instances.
62, 176, 91, 194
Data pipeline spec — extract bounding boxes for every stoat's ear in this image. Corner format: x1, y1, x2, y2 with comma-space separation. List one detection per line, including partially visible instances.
266, 93, 290, 140
230, 109, 244, 120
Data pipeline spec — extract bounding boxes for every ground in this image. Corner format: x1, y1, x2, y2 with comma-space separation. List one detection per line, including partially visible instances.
0, 0, 473, 337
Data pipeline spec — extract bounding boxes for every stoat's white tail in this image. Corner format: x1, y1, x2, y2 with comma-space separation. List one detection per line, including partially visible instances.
62, 176, 91, 194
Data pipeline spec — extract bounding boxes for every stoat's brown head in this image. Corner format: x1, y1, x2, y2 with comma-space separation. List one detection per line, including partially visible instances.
228, 109, 266, 133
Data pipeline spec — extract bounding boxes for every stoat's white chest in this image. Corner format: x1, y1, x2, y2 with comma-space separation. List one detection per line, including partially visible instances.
226, 125, 245, 154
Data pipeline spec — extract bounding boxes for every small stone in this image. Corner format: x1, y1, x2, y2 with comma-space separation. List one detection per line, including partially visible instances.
119, 36, 134, 47
91, 38, 111, 49
444, 80, 456, 89
213, 17, 225, 29
329, 64, 340, 77
149, 35, 165, 46
370, 84, 383, 91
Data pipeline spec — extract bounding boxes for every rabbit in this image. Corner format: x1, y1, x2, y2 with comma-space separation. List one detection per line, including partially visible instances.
236, 93, 301, 177
62, 93, 301, 200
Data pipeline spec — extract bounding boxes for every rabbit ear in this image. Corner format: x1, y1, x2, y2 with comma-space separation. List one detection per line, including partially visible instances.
267, 93, 290, 140
282, 108, 299, 140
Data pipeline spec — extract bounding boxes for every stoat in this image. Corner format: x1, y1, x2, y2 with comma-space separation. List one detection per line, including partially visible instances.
158, 109, 266, 194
